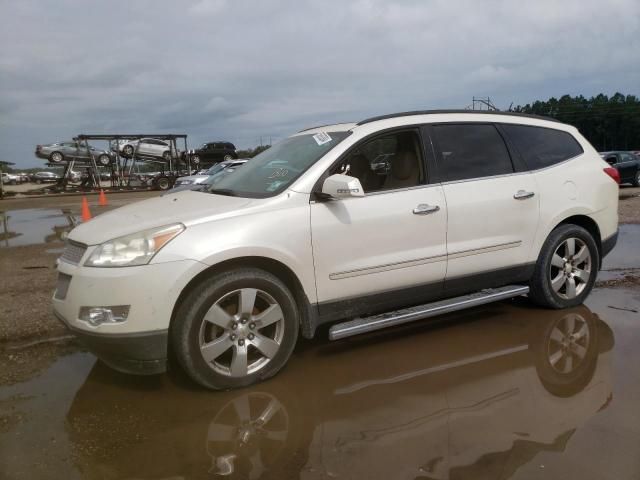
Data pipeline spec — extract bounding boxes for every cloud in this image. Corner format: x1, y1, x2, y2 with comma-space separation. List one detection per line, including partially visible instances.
0, 0, 639, 167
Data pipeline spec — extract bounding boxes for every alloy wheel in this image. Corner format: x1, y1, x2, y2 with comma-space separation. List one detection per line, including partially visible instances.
199, 288, 285, 377
549, 237, 591, 299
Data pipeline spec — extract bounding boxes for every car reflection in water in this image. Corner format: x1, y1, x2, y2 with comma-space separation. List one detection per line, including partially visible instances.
66, 302, 613, 479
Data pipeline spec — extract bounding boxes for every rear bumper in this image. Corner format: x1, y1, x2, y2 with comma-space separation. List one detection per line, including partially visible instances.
55, 311, 168, 375
601, 230, 618, 260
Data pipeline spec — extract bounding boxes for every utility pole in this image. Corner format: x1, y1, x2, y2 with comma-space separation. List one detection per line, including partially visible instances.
472, 96, 499, 111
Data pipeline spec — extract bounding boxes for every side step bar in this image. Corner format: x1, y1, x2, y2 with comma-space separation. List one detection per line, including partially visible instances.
328, 285, 529, 341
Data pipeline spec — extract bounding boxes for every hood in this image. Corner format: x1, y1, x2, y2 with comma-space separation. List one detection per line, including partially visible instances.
176, 174, 208, 183
68, 191, 253, 245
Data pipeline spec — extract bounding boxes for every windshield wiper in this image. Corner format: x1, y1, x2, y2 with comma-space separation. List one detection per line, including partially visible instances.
208, 188, 237, 197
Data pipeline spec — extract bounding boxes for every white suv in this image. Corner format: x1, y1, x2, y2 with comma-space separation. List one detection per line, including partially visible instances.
53, 110, 619, 390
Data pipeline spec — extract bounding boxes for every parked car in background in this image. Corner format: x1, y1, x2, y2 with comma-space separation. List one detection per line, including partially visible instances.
172, 159, 248, 189
117, 138, 180, 161
35, 142, 115, 166
1, 173, 19, 185
54, 110, 619, 391
599, 151, 640, 186
190, 141, 238, 165
31, 171, 60, 183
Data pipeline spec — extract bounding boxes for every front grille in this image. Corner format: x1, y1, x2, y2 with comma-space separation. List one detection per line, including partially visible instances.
54, 273, 72, 300
60, 241, 87, 265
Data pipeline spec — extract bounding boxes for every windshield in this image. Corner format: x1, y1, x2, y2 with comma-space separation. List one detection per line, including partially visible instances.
205, 163, 228, 176
201, 131, 350, 198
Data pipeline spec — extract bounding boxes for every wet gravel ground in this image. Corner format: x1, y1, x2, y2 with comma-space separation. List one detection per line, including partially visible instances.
0, 287, 638, 479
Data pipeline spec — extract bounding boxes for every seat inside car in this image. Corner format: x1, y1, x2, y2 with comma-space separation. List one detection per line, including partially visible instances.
383, 136, 421, 190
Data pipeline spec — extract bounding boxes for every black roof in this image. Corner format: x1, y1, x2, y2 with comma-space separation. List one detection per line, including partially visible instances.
356, 109, 560, 125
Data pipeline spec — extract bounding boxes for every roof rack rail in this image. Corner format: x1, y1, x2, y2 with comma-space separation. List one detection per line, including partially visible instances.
356, 110, 559, 126
297, 122, 355, 133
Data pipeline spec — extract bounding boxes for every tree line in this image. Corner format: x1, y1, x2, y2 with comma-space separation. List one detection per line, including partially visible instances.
512, 93, 640, 151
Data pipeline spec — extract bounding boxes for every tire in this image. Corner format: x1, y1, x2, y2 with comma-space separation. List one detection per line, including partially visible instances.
532, 308, 598, 397
98, 154, 111, 166
171, 268, 299, 390
123, 145, 134, 156
49, 151, 64, 163
633, 170, 640, 187
155, 176, 171, 190
162, 151, 171, 161
223, 154, 233, 161
529, 224, 599, 309
191, 155, 200, 165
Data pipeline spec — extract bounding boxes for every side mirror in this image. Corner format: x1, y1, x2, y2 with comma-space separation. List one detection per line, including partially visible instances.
321, 174, 365, 199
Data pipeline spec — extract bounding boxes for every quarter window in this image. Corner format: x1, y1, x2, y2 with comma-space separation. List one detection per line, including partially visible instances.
432, 124, 513, 182
501, 124, 583, 170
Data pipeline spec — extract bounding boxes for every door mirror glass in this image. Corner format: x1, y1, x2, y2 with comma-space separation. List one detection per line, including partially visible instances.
321, 174, 365, 199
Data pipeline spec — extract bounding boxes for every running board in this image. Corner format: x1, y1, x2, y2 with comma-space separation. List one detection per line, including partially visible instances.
328, 285, 529, 341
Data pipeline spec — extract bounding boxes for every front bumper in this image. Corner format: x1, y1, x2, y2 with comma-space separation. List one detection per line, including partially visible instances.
53, 257, 207, 375
56, 311, 168, 374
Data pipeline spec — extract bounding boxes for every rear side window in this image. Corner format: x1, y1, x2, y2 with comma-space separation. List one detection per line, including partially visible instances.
501, 124, 583, 170
432, 124, 513, 182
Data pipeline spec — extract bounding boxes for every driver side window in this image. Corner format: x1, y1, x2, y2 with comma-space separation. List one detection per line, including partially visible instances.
331, 130, 425, 193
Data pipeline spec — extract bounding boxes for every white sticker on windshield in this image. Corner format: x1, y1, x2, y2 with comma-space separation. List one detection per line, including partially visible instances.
313, 132, 332, 145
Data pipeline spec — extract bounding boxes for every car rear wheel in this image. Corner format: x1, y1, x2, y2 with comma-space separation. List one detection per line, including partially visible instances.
633, 170, 640, 187
171, 268, 299, 390
162, 151, 172, 161
49, 151, 64, 163
529, 224, 599, 309
155, 176, 171, 190
223, 154, 233, 161
123, 145, 134, 156
191, 155, 200, 165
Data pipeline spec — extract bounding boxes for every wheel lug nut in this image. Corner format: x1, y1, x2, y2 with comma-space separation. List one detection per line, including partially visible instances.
241, 318, 247, 324
230, 334, 237, 341
248, 333, 255, 340
231, 322, 238, 330
249, 322, 256, 329
238, 339, 245, 346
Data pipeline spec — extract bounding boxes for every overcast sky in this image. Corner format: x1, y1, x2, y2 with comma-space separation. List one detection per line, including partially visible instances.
1, 0, 639, 168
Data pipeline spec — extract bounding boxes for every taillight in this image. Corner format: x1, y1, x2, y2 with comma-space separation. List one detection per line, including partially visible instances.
603, 167, 620, 184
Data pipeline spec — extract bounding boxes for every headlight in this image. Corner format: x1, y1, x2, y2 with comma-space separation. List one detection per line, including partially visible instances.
84, 224, 184, 267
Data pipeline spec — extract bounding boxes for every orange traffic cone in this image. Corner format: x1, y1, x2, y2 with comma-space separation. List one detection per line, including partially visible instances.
81, 196, 92, 222
98, 189, 108, 206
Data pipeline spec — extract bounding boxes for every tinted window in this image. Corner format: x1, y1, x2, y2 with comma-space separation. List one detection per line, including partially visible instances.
432, 124, 513, 181
620, 153, 636, 162
501, 124, 583, 170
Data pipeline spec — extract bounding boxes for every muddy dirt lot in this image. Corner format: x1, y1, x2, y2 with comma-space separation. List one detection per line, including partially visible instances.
0, 189, 639, 479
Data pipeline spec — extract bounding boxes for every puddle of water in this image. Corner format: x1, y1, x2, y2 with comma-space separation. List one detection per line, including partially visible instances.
2, 288, 639, 479
0, 209, 79, 247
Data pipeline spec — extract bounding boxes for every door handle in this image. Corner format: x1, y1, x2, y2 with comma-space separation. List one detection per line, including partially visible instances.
413, 204, 440, 215
513, 190, 535, 200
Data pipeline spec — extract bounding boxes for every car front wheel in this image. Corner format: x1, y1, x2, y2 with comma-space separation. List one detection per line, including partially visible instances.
633, 170, 640, 187
529, 224, 599, 309
98, 154, 111, 166
171, 268, 299, 390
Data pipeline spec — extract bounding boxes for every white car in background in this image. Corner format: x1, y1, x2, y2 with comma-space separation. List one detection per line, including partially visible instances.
117, 138, 180, 161
172, 159, 248, 189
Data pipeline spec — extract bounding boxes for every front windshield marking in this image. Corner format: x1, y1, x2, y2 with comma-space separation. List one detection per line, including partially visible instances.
203, 131, 350, 198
